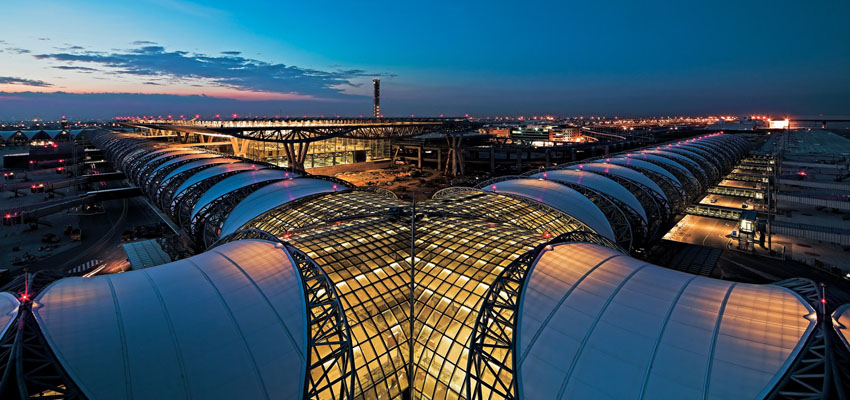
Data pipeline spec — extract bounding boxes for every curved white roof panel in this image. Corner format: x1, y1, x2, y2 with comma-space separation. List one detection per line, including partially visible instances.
191, 169, 300, 220
221, 178, 347, 237
34, 240, 308, 400
627, 153, 697, 184
833, 304, 850, 352
530, 169, 646, 221
606, 157, 681, 187
568, 163, 667, 201
651, 149, 710, 171
162, 157, 238, 183
174, 163, 264, 199
484, 178, 616, 241
149, 153, 217, 178
146, 150, 202, 173
0, 292, 19, 340
517, 242, 814, 400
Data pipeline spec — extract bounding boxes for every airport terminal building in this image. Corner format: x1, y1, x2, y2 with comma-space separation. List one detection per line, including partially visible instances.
1, 130, 847, 399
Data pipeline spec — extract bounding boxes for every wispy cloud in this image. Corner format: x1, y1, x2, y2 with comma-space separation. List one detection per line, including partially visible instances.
34, 44, 382, 98
0, 91, 367, 120
4, 47, 30, 54
221, 51, 241, 55
0, 77, 52, 87
52, 66, 100, 73
132, 40, 157, 45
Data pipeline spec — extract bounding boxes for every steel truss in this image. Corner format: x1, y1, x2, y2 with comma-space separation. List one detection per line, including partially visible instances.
611, 163, 687, 213
768, 278, 849, 400
170, 168, 267, 225
136, 152, 191, 189
549, 167, 670, 237
633, 156, 700, 201
651, 149, 712, 185
213, 229, 356, 399
125, 149, 184, 185
195, 175, 352, 247
473, 176, 634, 250
143, 155, 219, 196
194, 179, 286, 244
155, 161, 239, 209
127, 118, 479, 144
0, 271, 85, 400
546, 179, 645, 248
465, 231, 621, 400
685, 143, 734, 171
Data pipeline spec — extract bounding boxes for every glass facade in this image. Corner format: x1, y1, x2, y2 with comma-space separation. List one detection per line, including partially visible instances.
244, 138, 391, 168
238, 190, 590, 399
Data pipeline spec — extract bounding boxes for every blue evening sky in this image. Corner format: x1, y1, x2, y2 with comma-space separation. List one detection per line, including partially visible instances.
0, 0, 848, 119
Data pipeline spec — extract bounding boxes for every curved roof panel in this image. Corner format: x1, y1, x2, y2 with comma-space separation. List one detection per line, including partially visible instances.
162, 157, 238, 183
568, 163, 667, 201
174, 163, 264, 198
517, 242, 814, 400
530, 169, 646, 221
664, 147, 714, 167
221, 178, 346, 237
0, 292, 19, 340
191, 169, 299, 220
626, 153, 696, 184
607, 157, 681, 187
148, 152, 210, 176
834, 304, 850, 352
34, 240, 308, 400
645, 150, 709, 180
484, 178, 616, 240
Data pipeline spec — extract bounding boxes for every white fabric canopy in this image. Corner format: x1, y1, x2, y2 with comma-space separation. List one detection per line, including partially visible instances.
35, 240, 308, 400
517, 242, 815, 400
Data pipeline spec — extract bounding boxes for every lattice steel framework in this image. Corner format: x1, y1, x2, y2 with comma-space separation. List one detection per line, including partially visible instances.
126, 118, 480, 144
764, 277, 850, 400
132, 150, 196, 186
606, 162, 687, 213
194, 175, 353, 247
155, 159, 241, 209
429, 188, 594, 239
471, 176, 633, 250
659, 148, 721, 182
142, 153, 223, 195
212, 229, 356, 400
678, 144, 732, 173
0, 271, 85, 400
465, 231, 621, 400
542, 165, 669, 237
193, 179, 286, 243
170, 167, 268, 225
239, 191, 406, 234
